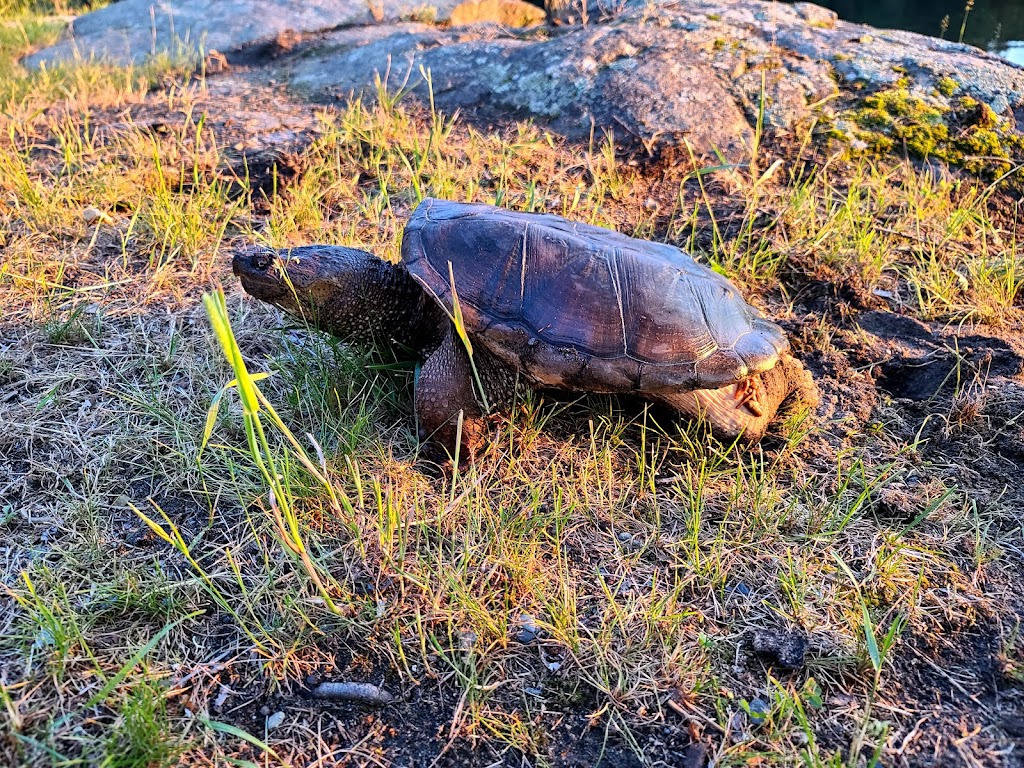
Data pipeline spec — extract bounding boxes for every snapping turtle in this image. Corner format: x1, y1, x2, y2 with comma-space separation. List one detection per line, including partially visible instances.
233, 198, 816, 456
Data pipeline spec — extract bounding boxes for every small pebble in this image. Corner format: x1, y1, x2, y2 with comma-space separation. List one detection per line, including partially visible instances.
266, 711, 285, 730
728, 710, 749, 743
748, 697, 769, 725
514, 627, 538, 644
680, 743, 707, 768
513, 613, 539, 644
212, 686, 230, 711
82, 206, 111, 225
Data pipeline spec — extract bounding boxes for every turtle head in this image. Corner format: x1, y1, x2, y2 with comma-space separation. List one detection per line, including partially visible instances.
233, 245, 289, 303
233, 243, 381, 315
232, 243, 427, 346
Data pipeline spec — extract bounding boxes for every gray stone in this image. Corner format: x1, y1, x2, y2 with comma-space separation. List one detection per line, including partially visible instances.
23, 0, 1024, 158
287, 20, 795, 157
747, 697, 769, 725
281, 0, 1024, 156
513, 613, 540, 643
23, 0, 469, 68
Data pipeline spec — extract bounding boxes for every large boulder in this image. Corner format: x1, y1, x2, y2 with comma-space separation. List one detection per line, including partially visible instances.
21, 0, 470, 69
287, 21, 813, 159
283, 0, 1024, 157
23, 0, 1024, 159
286, 4, 841, 158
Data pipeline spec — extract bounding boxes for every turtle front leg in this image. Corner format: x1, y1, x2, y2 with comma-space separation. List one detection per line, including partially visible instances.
415, 326, 487, 460
655, 355, 818, 444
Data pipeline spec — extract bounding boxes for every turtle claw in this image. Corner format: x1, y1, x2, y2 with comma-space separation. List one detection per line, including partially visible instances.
734, 377, 764, 417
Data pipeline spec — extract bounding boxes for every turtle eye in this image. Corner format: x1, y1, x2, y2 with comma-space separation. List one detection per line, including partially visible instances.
252, 250, 274, 271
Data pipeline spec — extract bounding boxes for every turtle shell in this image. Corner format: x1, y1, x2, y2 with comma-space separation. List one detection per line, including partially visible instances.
401, 198, 788, 393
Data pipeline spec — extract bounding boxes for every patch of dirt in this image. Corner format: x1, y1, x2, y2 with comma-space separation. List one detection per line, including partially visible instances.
849, 310, 1024, 402
206, 648, 706, 767
885, 612, 1024, 767
830, 310, 1024, 511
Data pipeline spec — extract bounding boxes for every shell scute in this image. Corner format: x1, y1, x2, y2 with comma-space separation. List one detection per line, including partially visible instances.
620, 256, 719, 364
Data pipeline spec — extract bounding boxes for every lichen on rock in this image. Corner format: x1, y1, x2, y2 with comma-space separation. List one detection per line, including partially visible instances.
449, 0, 545, 27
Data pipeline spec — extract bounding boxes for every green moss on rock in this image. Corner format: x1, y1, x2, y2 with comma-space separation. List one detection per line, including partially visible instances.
842, 86, 1024, 177
936, 76, 958, 97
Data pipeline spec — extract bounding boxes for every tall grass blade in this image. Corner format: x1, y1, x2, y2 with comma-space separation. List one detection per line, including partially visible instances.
202, 718, 283, 761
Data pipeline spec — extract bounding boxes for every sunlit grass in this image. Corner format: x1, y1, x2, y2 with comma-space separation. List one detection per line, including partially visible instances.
1, 7, 1021, 764
775, 160, 1023, 320
0, 1, 197, 120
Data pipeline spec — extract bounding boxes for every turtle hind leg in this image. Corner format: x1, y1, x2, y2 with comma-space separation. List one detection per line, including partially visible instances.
656, 355, 819, 444
415, 327, 487, 461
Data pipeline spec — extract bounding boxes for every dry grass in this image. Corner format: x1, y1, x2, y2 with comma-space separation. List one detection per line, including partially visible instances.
1, 4, 1023, 767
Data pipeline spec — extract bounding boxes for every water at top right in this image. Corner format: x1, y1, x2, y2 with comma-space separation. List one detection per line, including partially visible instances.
805, 0, 1024, 66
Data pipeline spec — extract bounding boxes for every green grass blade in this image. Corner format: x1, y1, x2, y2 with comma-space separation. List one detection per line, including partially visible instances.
83, 612, 203, 710
861, 602, 881, 672
129, 503, 176, 547
897, 487, 956, 538
447, 261, 490, 413
204, 289, 260, 416
202, 718, 282, 761
201, 373, 273, 454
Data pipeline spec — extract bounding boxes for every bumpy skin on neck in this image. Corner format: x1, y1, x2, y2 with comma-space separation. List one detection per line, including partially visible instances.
232, 245, 447, 353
